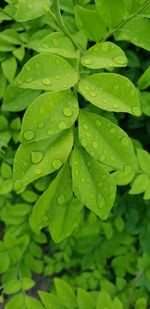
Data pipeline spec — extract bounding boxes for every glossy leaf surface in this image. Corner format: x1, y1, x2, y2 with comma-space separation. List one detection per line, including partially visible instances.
81, 42, 128, 69
78, 111, 137, 171
13, 129, 73, 191
20, 91, 79, 143
72, 146, 116, 219
16, 54, 78, 91
15, 0, 50, 22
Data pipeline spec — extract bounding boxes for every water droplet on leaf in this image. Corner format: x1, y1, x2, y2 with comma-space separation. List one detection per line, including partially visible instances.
63, 107, 73, 117
23, 130, 34, 141
57, 194, 65, 205
31, 151, 44, 164
42, 78, 52, 86
52, 159, 62, 169
58, 122, 67, 130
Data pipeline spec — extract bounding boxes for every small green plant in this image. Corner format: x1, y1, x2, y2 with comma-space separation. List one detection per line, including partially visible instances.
0, 0, 150, 308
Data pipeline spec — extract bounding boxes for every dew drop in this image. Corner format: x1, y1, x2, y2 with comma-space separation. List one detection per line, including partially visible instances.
101, 42, 109, 52
25, 77, 33, 83
92, 141, 98, 149
121, 137, 129, 145
83, 58, 93, 65
17, 79, 23, 86
97, 193, 105, 209
23, 130, 34, 141
99, 155, 105, 162
58, 122, 67, 130
38, 122, 44, 129
52, 159, 62, 169
35, 168, 42, 175
90, 91, 97, 98
31, 151, 44, 164
114, 56, 126, 65
48, 129, 54, 136
83, 124, 88, 130
63, 107, 73, 117
124, 164, 132, 173
42, 79, 51, 86
110, 128, 116, 133
132, 106, 141, 116
114, 84, 119, 90
57, 194, 65, 205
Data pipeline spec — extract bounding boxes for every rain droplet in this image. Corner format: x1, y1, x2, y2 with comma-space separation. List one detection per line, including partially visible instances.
58, 122, 67, 130
124, 164, 132, 173
52, 159, 62, 169
101, 42, 109, 52
121, 137, 129, 145
57, 194, 65, 205
110, 128, 116, 133
114, 56, 126, 65
42, 78, 52, 86
38, 122, 44, 129
99, 155, 105, 162
83, 58, 93, 65
114, 84, 119, 90
63, 107, 73, 117
97, 193, 105, 209
83, 124, 88, 130
23, 130, 34, 141
35, 168, 42, 175
90, 91, 97, 98
92, 141, 98, 149
17, 79, 23, 86
25, 77, 33, 83
132, 106, 141, 116
48, 129, 54, 136
31, 151, 44, 164
96, 120, 101, 127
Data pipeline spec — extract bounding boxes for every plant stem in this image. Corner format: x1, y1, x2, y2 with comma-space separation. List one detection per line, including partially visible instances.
52, 0, 79, 49
101, 0, 150, 42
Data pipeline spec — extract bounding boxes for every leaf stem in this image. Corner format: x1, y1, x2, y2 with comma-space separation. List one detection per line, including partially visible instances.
101, 0, 150, 41
52, 0, 79, 49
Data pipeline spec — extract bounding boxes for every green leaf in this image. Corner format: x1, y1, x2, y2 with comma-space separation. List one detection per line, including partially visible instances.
137, 149, 150, 175
2, 84, 41, 112
135, 298, 147, 309
96, 0, 127, 29
140, 92, 150, 116
72, 145, 116, 220
0, 251, 10, 273
30, 164, 82, 242
77, 288, 95, 309
138, 65, 150, 90
37, 32, 77, 58
20, 91, 79, 143
13, 129, 73, 191
16, 54, 78, 91
1, 56, 17, 81
129, 174, 149, 194
115, 16, 150, 51
4, 279, 21, 295
13, 46, 25, 61
112, 297, 123, 309
78, 110, 137, 171
54, 278, 77, 309
39, 291, 65, 309
21, 277, 35, 291
1, 162, 12, 179
75, 5, 107, 42
96, 289, 112, 308
81, 42, 128, 69
25, 296, 44, 309
15, 0, 50, 22
5, 293, 24, 309
112, 166, 135, 185
78, 73, 141, 115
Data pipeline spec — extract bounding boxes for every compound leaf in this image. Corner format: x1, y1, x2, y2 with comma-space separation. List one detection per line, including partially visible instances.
78, 110, 137, 171
81, 42, 128, 69
16, 54, 78, 91
13, 129, 73, 191
72, 145, 116, 220
20, 91, 79, 143
78, 73, 141, 115
15, 0, 50, 22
